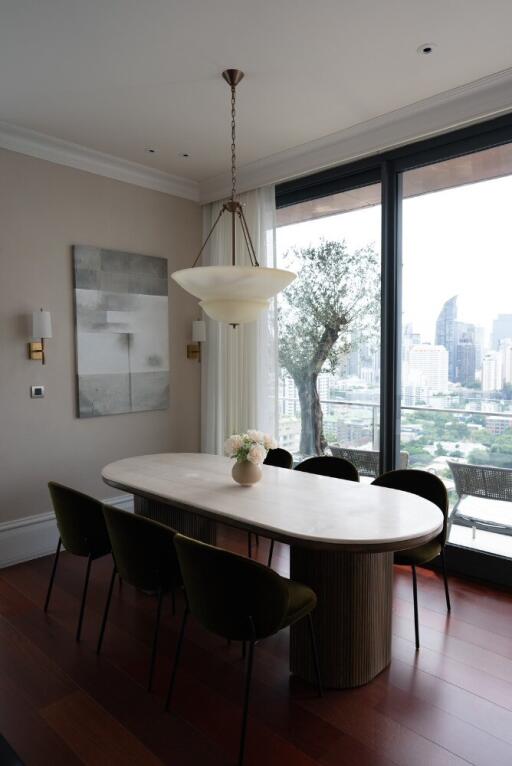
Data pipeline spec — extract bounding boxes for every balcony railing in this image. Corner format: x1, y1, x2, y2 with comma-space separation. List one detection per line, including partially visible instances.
281, 396, 512, 440
279, 396, 512, 556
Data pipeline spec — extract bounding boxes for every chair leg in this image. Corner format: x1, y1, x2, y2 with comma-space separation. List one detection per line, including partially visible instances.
267, 539, 274, 568
148, 589, 164, 692
44, 537, 62, 612
307, 613, 323, 697
247, 532, 252, 559
446, 499, 460, 539
238, 640, 255, 766
96, 564, 117, 655
165, 607, 189, 711
440, 549, 451, 612
171, 585, 176, 617
76, 555, 93, 642
411, 565, 420, 650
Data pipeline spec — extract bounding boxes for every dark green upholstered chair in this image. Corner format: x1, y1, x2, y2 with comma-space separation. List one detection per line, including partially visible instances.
265, 455, 360, 569
295, 455, 359, 482
97, 506, 181, 692
371, 469, 451, 649
247, 447, 294, 562
45, 482, 111, 641
166, 534, 321, 766
265, 448, 294, 469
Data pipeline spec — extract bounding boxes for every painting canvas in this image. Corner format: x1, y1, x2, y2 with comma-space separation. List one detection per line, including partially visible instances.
73, 246, 169, 418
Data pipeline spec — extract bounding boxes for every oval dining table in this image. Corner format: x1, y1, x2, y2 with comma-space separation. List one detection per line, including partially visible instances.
102, 452, 443, 689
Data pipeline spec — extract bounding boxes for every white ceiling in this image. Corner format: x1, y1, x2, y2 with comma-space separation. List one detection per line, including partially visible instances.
1, 0, 512, 191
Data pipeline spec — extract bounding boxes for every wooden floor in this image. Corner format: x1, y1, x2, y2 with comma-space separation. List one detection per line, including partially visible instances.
1, 528, 512, 766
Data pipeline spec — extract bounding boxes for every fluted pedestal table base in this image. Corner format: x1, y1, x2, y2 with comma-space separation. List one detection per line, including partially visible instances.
290, 547, 393, 689
134, 496, 217, 545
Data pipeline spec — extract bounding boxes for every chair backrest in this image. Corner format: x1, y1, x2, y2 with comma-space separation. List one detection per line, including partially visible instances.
448, 460, 512, 502
174, 534, 290, 641
103, 506, 180, 592
48, 482, 110, 558
295, 455, 359, 482
264, 447, 293, 469
371, 469, 449, 545
329, 446, 409, 477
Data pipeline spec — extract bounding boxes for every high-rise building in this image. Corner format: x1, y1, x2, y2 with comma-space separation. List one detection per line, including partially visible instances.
500, 338, 512, 386
435, 296, 457, 382
455, 331, 476, 386
402, 323, 420, 362
482, 351, 503, 392
408, 344, 449, 393
474, 326, 486, 371
279, 374, 300, 417
317, 373, 333, 400
492, 315, 512, 350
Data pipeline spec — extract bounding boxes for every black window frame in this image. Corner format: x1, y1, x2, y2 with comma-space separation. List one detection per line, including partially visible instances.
275, 111, 512, 588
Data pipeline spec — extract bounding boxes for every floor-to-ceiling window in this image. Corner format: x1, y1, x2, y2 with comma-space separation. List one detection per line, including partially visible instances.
276, 113, 512, 584
400, 144, 512, 561
275, 182, 381, 466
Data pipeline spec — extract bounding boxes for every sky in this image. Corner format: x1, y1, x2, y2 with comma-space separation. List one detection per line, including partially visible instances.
276, 174, 512, 348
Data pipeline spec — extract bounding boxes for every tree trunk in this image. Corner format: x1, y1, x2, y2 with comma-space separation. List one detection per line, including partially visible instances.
296, 374, 326, 456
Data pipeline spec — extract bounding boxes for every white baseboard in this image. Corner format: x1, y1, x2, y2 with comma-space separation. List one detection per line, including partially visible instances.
0, 494, 134, 569
104, 494, 134, 511
0, 512, 59, 568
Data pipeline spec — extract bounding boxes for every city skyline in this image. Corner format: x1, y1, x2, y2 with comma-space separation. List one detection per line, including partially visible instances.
277, 173, 512, 348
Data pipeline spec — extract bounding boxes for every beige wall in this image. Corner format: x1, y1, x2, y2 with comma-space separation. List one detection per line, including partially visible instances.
0, 148, 202, 522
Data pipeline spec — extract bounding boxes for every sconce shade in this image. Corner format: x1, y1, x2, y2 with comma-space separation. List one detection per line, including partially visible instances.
192, 320, 206, 343
32, 310, 52, 339
172, 266, 296, 325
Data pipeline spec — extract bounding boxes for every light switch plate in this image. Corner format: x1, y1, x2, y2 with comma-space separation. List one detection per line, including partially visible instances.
31, 385, 45, 398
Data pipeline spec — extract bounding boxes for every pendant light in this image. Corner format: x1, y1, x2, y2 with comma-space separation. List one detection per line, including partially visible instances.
171, 69, 296, 327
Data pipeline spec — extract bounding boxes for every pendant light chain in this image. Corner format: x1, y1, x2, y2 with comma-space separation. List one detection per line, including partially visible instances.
171, 67, 296, 327
231, 84, 237, 202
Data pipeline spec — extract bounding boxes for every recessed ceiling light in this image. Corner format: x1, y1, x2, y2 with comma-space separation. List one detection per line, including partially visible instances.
144, 147, 157, 154
417, 43, 436, 55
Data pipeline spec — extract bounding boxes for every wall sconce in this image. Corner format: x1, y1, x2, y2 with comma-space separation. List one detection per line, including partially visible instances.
28, 308, 52, 365
187, 320, 206, 361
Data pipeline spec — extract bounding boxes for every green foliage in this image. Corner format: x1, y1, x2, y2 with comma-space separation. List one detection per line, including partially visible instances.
492, 431, 512, 454
407, 447, 432, 466
278, 239, 380, 454
474, 428, 494, 447
278, 240, 380, 379
467, 448, 490, 465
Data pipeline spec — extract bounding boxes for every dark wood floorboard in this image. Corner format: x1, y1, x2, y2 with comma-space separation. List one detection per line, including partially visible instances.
1, 526, 512, 765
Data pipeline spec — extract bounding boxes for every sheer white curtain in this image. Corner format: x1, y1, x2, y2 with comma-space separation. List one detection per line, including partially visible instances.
200, 186, 279, 454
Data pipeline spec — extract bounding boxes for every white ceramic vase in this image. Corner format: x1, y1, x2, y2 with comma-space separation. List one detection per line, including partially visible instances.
231, 460, 262, 486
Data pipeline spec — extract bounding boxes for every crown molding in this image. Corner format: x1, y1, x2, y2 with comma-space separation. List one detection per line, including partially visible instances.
3, 66, 512, 206
0, 121, 200, 202
199, 67, 512, 203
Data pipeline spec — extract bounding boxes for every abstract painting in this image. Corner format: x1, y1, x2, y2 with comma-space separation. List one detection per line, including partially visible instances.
73, 246, 169, 418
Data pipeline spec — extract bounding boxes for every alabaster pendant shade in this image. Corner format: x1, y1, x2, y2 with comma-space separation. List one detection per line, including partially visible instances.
170, 69, 296, 325
172, 265, 296, 324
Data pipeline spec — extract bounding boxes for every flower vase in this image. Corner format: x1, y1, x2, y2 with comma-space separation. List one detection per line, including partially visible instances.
232, 460, 262, 486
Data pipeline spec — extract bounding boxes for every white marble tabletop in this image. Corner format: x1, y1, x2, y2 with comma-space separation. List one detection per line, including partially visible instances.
102, 453, 444, 552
